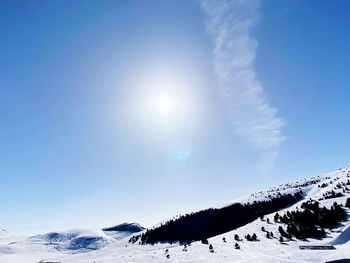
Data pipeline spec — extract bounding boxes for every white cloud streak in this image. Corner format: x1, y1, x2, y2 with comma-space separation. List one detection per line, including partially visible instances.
200, 0, 287, 171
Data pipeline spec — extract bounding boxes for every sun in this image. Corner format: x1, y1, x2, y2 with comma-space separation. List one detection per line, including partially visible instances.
157, 96, 174, 112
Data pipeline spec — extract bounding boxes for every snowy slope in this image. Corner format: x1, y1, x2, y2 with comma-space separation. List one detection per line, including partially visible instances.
1, 166, 350, 263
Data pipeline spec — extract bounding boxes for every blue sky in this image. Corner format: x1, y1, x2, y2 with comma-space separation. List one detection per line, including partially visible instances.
1, 0, 349, 235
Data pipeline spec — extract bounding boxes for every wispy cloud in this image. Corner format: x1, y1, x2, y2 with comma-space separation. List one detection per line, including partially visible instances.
200, 0, 287, 172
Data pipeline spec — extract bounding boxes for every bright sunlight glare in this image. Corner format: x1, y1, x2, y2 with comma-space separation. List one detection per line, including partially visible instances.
157, 96, 174, 112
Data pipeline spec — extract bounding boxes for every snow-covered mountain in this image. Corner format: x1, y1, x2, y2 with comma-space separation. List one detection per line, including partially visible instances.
30, 229, 116, 250
1, 166, 350, 262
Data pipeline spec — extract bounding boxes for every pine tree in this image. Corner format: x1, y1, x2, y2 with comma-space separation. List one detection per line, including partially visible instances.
278, 226, 288, 238
252, 233, 257, 241
346, 198, 350, 208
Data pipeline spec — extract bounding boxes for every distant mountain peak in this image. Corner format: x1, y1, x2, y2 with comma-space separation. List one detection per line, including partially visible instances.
102, 222, 144, 233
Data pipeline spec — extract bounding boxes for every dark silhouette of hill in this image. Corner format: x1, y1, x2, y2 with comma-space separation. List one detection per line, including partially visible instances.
130, 192, 303, 244
103, 223, 144, 233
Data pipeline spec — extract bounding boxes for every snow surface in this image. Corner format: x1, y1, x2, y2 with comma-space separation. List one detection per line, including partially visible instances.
1, 166, 350, 262
330, 225, 350, 246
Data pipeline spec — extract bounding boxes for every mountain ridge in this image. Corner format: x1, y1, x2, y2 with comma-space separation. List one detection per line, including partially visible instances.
1, 166, 350, 262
